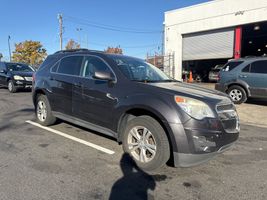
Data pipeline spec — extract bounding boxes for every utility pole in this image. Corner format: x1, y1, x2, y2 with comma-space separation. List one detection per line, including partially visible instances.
8, 35, 11, 62
76, 28, 82, 48
58, 14, 63, 50
161, 23, 165, 56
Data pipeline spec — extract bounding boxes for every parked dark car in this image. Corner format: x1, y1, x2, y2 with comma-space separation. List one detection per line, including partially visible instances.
215, 57, 267, 104
0, 62, 34, 93
209, 64, 224, 82
32, 49, 239, 171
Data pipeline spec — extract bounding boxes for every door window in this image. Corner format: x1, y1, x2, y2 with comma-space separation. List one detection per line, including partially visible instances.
82, 56, 113, 78
250, 61, 267, 74
242, 64, 250, 73
57, 56, 83, 76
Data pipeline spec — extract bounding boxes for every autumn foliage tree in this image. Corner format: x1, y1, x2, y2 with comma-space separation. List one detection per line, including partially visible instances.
104, 46, 123, 54
12, 40, 47, 66
65, 39, 80, 50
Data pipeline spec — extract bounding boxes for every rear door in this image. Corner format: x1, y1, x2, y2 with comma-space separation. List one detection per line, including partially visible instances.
239, 60, 267, 97
72, 55, 117, 130
50, 55, 83, 115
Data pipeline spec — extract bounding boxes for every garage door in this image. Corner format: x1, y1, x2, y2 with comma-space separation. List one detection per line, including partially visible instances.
182, 28, 235, 61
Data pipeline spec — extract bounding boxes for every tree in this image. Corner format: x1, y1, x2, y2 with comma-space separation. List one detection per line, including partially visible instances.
12, 40, 47, 66
65, 39, 80, 50
0, 53, 2, 61
104, 46, 123, 54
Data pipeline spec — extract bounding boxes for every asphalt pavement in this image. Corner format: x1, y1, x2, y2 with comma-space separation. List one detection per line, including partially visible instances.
0, 88, 266, 200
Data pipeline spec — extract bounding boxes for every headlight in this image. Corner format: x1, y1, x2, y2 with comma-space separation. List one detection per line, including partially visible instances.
13, 75, 24, 80
175, 96, 215, 120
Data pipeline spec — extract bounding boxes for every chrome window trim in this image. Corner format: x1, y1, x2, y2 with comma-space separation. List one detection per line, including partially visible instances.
49, 54, 117, 83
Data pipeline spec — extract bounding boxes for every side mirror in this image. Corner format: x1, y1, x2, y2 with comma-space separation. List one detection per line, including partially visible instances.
93, 71, 115, 81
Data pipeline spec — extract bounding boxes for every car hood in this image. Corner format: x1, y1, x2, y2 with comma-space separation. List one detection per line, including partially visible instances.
147, 82, 230, 103
10, 71, 33, 77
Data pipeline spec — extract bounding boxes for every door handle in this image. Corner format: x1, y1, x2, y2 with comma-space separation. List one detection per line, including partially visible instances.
239, 75, 247, 78
49, 76, 55, 80
74, 82, 82, 87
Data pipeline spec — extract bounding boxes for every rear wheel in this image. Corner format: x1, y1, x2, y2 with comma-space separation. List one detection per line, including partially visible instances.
36, 95, 56, 126
227, 85, 247, 104
8, 80, 17, 93
122, 116, 170, 171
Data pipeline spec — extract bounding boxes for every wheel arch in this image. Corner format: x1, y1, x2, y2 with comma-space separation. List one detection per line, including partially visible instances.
116, 107, 177, 166
227, 82, 250, 97
33, 89, 47, 106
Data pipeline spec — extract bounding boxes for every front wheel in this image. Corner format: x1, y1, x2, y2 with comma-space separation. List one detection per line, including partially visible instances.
122, 116, 170, 171
8, 80, 17, 93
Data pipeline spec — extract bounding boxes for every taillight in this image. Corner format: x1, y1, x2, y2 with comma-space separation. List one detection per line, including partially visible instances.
32, 73, 35, 83
217, 73, 220, 81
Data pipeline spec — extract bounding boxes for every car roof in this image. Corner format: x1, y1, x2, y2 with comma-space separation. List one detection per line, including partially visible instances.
229, 56, 267, 62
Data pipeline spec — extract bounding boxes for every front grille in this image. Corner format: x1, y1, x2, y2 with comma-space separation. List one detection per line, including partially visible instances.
216, 102, 239, 133
24, 77, 33, 81
216, 104, 234, 112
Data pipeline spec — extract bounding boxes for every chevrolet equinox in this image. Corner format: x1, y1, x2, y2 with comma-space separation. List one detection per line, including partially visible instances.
32, 49, 239, 171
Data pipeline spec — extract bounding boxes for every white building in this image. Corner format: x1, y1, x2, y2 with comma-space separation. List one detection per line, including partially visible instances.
164, 0, 267, 80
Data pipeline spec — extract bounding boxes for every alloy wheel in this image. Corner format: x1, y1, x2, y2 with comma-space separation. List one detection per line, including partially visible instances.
229, 89, 242, 102
37, 100, 47, 122
127, 126, 157, 163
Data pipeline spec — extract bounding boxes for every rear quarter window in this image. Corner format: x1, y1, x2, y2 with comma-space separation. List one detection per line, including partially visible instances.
222, 61, 243, 72
250, 60, 267, 74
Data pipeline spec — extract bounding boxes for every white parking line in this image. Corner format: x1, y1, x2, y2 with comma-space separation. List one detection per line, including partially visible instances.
26, 120, 115, 155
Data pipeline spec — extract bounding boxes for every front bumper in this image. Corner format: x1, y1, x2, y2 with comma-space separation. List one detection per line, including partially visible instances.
169, 104, 239, 167
174, 142, 234, 167
13, 80, 32, 88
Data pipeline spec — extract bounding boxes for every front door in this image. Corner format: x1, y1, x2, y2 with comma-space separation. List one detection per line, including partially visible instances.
72, 55, 118, 130
0, 63, 7, 86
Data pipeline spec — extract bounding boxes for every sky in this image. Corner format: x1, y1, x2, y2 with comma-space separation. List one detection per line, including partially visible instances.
0, 0, 210, 60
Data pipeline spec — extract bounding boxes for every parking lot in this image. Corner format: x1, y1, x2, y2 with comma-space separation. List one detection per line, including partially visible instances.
0, 87, 266, 200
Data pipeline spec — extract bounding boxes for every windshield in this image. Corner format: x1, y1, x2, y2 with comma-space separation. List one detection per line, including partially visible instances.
6, 63, 34, 72
108, 55, 175, 82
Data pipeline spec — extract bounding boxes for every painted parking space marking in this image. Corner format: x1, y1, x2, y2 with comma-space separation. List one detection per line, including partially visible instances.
26, 120, 115, 155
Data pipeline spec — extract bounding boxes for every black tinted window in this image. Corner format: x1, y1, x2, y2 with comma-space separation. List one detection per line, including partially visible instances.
242, 65, 250, 73
51, 62, 59, 73
39, 55, 58, 70
82, 56, 112, 78
57, 56, 83, 75
222, 61, 243, 72
250, 61, 267, 74
0, 63, 5, 71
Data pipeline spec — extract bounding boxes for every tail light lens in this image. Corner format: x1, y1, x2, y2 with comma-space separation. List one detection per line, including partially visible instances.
217, 72, 221, 82
32, 73, 35, 84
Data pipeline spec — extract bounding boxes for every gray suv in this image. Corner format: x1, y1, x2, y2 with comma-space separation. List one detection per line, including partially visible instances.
33, 49, 239, 171
215, 57, 267, 104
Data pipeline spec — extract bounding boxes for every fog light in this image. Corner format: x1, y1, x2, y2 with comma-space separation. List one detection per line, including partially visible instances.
193, 135, 216, 153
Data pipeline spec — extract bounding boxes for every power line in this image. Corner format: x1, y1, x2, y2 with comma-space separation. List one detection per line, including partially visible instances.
64, 15, 162, 34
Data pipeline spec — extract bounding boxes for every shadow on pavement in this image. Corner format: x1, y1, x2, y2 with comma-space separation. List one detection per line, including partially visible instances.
109, 153, 166, 200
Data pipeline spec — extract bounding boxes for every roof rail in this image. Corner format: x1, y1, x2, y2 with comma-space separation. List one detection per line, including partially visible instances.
54, 48, 90, 54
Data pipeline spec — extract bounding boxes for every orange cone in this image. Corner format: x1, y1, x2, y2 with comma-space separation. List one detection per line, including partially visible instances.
188, 71, 193, 83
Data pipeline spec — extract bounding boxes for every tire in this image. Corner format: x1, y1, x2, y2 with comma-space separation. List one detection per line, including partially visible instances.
227, 85, 247, 104
8, 80, 17, 93
35, 95, 56, 126
122, 115, 170, 171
